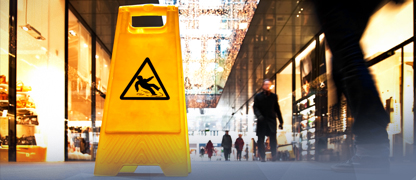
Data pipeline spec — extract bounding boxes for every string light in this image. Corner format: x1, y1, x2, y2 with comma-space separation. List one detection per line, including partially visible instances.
161, 0, 259, 95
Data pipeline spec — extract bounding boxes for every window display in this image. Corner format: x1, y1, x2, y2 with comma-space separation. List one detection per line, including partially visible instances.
15, 0, 65, 162
294, 40, 317, 161
67, 10, 93, 160
296, 94, 316, 161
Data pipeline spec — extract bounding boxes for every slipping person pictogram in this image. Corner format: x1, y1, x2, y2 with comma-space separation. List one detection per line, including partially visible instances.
120, 57, 169, 100
135, 75, 160, 95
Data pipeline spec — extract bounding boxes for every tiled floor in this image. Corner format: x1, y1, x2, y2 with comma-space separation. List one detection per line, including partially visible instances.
1, 160, 416, 180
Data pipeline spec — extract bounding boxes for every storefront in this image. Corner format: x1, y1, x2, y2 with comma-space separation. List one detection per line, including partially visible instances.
274, 1, 414, 161
0, 0, 111, 162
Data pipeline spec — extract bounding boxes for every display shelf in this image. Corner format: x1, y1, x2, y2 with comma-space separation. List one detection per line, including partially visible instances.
17, 108, 36, 111
17, 123, 38, 126
299, 105, 315, 114
0, 100, 8, 103
16, 91, 32, 95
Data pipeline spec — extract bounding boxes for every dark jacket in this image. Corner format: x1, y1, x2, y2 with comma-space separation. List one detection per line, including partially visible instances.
221, 134, 232, 149
206, 141, 214, 157
253, 91, 283, 136
235, 137, 244, 151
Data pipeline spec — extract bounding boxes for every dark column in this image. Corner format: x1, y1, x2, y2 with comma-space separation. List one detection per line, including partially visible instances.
64, 0, 69, 161
8, 0, 17, 162
91, 0, 97, 161
413, 0, 416, 162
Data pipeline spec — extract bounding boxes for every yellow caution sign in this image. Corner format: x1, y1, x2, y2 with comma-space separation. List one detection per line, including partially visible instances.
94, 4, 191, 177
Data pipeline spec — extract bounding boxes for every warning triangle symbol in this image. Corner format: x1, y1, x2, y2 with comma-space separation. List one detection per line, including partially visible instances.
120, 58, 170, 100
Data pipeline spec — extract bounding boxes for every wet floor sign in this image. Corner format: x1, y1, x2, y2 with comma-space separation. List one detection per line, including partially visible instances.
94, 4, 191, 177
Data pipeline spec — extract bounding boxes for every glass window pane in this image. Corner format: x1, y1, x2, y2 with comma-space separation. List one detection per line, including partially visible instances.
403, 42, 413, 158
67, 10, 92, 161
362, 1, 413, 59
369, 49, 402, 157
276, 62, 293, 143
0, 0, 9, 162
16, 0, 65, 162
295, 41, 316, 100
93, 41, 110, 159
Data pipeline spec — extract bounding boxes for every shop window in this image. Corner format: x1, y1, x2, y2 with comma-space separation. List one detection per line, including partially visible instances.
370, 49, 402, 158
0, 0, 10, 162
275, 62, 295, 158
67, 10, 92, 160
402, 42, 413, 158
294, 40, 317, 161
275, 63, 293, 135
93, 42, 110, 159
361, 1, 413, 59
16, 0, 65, 162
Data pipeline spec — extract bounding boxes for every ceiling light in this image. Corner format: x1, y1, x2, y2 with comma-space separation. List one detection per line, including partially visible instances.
104, 64, 107, 67
266, 26, 271, 30
297, 15, 299, 17
95, 55, 99, 59
35, 55, 40, 59
239, 22, 248, 29
301, 8, 304, 11
41, 47, 47, 51
84, 44, 88, 48
20, 24, 46, 41
69, 30, 77, 36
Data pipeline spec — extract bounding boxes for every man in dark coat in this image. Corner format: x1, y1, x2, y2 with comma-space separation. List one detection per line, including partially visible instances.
221, 130, 232, 161
253, 79, 283, 162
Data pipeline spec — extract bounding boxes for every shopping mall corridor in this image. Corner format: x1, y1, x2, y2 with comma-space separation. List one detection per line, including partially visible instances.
1, 160, 416, 180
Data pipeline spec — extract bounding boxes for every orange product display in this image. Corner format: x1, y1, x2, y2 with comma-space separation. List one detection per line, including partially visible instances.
0, 75, 8, 100
0, 145, 47, 162
94, 4, 190, 177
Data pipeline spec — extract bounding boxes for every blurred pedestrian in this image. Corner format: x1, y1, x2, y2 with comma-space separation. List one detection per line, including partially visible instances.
254, 79, 284, 162
199, 146, 205, 159
206, 140, 214, 161
250, 138, 257, 161
310, 0, 404, 172
221, 130, 232, 161
235, 134, 245, 161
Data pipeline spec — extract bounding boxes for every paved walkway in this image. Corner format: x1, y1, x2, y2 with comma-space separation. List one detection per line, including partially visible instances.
1, 161, 416, 180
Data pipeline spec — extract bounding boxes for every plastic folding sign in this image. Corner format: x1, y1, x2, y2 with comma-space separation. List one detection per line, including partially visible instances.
94, 4, 191, 177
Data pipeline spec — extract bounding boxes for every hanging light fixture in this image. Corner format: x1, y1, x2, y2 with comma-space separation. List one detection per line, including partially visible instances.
20, 0, 45, 41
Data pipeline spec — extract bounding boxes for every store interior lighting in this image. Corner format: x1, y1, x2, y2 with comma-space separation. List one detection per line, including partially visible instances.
20, 24, 46, 41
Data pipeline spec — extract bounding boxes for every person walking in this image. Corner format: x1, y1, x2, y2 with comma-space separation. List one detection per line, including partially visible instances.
234, 134, 245, 161
206, 140, 214, 161
250, 138, 257, 161
199, 146, 205, 159
244, 146, 249, 161
310, 0, 404, 172
221, 130, 232, 161
253, 79, 284, 162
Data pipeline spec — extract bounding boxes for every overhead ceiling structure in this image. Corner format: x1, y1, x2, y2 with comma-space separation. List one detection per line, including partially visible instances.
216, 0, 320, 130
69, 0, 321, 131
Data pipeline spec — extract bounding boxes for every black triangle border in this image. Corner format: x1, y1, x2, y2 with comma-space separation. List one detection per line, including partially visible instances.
120, 57, 170, 100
